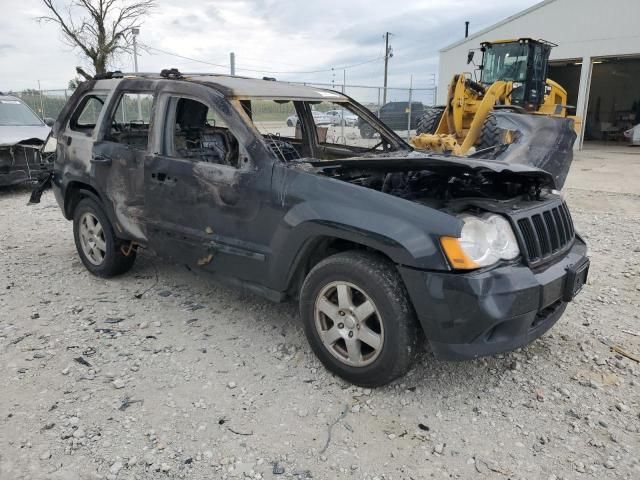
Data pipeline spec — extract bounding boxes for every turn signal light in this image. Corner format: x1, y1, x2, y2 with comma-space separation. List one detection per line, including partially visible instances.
440, 236, 479, 270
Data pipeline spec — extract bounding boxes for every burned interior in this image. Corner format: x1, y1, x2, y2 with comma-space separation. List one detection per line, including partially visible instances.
227, 93, 570, 213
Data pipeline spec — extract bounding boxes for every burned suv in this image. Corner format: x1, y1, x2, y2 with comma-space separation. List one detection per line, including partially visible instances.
38, 70, 588, 386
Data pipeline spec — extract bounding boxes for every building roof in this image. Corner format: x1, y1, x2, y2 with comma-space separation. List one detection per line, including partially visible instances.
440, 0, 558, 52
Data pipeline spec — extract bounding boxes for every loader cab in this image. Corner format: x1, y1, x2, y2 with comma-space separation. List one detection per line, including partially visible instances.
479, 38, 554, 111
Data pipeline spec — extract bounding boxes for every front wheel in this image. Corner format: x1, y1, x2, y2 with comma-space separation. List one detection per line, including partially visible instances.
73, 197, 136, 277
299, 251, 419, 387
416, 106, 445, 135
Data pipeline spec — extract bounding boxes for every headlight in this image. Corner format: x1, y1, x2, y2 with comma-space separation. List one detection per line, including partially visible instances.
441, 213, 520, 269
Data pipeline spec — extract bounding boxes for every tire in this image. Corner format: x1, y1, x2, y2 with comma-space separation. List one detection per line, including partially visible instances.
72, 197, 136, 277
359, 125, 374, 139
475, 113, 501, 151
287, 119, 294, 127
299, 251, 419, 387
416, 106, 445, 135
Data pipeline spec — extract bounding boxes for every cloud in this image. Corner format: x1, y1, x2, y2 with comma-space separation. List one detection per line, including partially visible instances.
0, 0, 539, 92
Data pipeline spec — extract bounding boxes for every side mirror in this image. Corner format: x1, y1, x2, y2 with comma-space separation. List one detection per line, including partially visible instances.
467, 50, 475, 64
44, 117, 55, 127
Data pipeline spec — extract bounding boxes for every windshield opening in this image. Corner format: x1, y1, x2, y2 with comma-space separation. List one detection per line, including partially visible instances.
0, 99, 44, 126
481, 43, 529, 84
237, 97, 402, 162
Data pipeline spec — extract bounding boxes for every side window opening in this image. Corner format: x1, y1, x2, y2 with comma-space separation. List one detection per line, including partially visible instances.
70, 94, 107, 133
108, 92, 154, 150
239, 99, 304, 162
169, 97, 240, 168
311, 101, 394, 154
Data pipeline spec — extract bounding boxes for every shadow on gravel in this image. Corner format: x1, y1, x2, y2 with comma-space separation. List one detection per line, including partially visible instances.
0, 184, 33, 198
119, 252, 529, 393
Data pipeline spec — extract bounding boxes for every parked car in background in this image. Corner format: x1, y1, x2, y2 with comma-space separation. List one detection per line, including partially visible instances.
0, 94, 53, 186
360, 101, 425, 138
34, 71, 587, 387
286, 110, 333, 127
325, 109, 358, 126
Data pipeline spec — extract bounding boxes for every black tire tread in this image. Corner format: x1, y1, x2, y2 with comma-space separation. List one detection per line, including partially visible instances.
72, 197, 136, 278
416, 106, 445, 135
476, 112, 501, 151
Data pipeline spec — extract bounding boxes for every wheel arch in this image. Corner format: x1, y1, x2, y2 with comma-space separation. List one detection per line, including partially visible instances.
283, 234, 402, 300
63, 181, 104, 220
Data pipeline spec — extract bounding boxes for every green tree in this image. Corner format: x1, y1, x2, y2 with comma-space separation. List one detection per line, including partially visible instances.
40, 0, 156, 75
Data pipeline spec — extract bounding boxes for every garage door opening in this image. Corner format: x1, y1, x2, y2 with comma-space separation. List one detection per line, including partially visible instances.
548, 61, 581, 112
585, 56, 640, 145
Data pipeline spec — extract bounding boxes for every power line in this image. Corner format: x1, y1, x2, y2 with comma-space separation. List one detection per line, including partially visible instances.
142, 44, 384, 75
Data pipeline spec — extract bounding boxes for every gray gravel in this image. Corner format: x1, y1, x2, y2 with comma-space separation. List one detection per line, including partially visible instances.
1, 164, 639, 479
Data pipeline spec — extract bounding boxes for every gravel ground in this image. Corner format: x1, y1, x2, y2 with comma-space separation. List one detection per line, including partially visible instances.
1, 148, 639, 480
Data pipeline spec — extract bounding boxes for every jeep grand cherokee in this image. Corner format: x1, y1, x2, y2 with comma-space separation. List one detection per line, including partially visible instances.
33, 70, 589, 386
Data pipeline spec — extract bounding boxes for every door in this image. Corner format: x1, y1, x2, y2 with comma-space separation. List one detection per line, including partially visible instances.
144, 88, 274, 284
60, 92, 109, 172
91, 90, 154, 242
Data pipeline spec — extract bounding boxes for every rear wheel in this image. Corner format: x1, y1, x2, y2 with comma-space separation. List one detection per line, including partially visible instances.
73, 197, 136, 277
300, 251, 419, 387
416, 106, 445, 135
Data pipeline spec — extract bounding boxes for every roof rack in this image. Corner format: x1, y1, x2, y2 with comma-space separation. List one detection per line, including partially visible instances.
160, 68, 184, 79
94, 70, 124, 80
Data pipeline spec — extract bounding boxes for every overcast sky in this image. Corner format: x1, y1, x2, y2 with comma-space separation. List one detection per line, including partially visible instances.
0, 0, 539, 92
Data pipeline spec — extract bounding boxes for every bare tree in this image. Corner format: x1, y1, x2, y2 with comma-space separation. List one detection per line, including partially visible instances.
40, 0, 156, 75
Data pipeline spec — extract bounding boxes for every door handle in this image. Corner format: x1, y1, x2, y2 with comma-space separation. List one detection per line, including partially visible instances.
91, 154, 112, 166
150, 172, 177, 184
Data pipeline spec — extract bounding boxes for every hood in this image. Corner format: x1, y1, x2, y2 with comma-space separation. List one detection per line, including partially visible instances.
305, 150, 556, 187
0, 125, 51, 147
477, 112, 577, 189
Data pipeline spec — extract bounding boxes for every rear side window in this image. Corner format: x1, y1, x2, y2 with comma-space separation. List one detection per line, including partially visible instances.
107, 92, 154, 150
70, 94, 107, 133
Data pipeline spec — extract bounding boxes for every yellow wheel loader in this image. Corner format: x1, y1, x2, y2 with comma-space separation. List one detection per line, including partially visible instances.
412, 38, 580, 155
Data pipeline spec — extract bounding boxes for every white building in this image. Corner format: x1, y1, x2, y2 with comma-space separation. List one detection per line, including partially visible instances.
437, 0, 640, 148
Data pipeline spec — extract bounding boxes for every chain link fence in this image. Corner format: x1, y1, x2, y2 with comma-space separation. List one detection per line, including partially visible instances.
290, 81, 437, 141
9, 89, 73, 122
8, 82, 437, 141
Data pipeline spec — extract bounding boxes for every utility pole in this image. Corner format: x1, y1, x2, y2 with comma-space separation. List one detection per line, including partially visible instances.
230, 52, 236, 76
37, 80, 44, 119
383, 32, 393, 105
132, 27, 142, 120
406, 75, 413, 140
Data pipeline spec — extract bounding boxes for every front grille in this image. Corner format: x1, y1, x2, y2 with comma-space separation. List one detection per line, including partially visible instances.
515, 201, 575, 266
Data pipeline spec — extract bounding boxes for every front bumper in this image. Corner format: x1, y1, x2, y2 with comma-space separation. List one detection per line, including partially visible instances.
0, 145, 49, 187
398, 236, 588, 360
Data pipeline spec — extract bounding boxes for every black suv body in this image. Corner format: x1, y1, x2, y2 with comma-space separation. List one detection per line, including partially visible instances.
360, 101, 425, 138
41, 72, 588, 386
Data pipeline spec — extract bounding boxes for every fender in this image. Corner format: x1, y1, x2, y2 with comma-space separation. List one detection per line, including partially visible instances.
266, 166, 464, 292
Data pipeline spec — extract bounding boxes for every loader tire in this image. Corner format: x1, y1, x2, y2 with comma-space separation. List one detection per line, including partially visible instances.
416, 106, 445, 135
476, 113, 501, 151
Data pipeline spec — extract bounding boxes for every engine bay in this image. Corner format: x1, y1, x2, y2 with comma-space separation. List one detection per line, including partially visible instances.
297, 153, 556, 212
